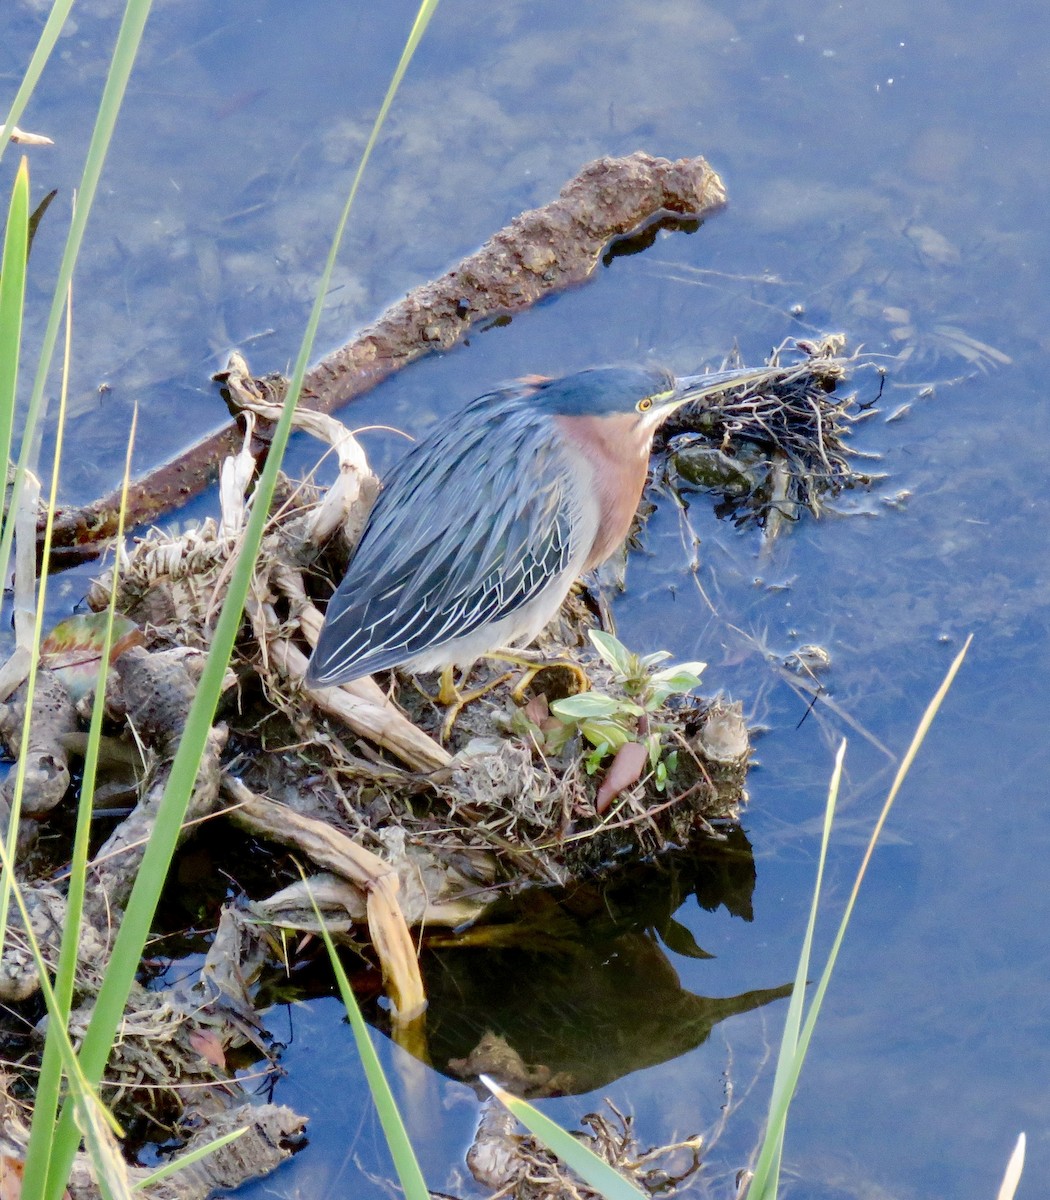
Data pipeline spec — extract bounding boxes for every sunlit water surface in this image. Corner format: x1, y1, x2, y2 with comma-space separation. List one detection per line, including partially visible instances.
6, 0, 1050, 1196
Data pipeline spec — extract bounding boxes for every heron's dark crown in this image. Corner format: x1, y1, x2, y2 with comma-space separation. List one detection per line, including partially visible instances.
516, 365, 676, 418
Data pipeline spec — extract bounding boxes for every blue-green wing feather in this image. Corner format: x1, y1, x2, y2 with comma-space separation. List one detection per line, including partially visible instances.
307, 399, 576, 685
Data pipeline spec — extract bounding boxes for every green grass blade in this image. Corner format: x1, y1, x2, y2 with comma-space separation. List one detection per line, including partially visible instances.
0, 1, 77, 166
0, 828, 127, 1199
482, 1076, 648, 1200
0, 267, 79, 964
0, 165, 32, 892
747, 740, 845, 1199
747, 636, 972, 1199
305, 878, 429, 1200
792, 635, 974, 1069
354, 0, 441, 207
22, 395, 138, 1197
0, 156, 28, 477
0, 158, 27, 942
44, 4, 440, 1193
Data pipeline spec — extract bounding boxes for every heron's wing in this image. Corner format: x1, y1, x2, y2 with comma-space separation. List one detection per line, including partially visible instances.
308, 406, 579, 684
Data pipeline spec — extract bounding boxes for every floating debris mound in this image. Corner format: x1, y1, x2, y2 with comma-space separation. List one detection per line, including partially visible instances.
660, 334, 878, 537
463, 1093, 705, 1200
54, 334, 868, 996
83, 449, 754, 885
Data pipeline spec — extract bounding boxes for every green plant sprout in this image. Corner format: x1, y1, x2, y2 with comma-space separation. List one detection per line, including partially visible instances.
537, 629, 705, 788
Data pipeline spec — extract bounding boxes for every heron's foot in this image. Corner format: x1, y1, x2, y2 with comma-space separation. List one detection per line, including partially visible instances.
435, 664, 514, 741
428, 656, 589, 740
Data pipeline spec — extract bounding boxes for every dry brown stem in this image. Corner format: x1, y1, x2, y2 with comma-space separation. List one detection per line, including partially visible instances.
270, 565, 450, 770
269, 639, 450, 773
222, 776, 426, 1022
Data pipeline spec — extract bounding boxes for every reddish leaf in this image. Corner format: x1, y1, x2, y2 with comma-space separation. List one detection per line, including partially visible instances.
40, 613, 144, 701
595, 740, 648, 813
188, 1028, 227, 1069
523, 693, 549, 726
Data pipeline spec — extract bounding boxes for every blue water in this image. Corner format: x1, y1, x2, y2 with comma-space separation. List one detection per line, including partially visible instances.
6, 0, 1049, 1196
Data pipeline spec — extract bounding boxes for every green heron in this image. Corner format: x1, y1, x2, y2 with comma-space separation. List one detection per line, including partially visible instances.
306, 364, 770, 690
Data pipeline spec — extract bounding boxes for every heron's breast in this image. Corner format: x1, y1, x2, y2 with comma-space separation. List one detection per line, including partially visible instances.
554, 412, 651, 571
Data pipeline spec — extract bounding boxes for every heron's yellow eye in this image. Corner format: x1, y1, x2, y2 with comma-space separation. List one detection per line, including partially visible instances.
637, 396, 654, 412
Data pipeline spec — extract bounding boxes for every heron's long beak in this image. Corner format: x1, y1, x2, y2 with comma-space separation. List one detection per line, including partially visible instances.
673, 364, 776, 405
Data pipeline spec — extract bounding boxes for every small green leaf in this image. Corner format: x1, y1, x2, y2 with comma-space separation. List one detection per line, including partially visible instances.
646, 734, 662, 770
580, 718, 632, 752
587, 628, 634, 674
551, 692, 621, 720
584, 743, 610, 773
648, 677, 703, 708
541, 723, 574, 756
651, 663, 706, 689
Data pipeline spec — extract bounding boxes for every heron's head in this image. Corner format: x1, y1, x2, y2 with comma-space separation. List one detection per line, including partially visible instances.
530, 364, 772, 433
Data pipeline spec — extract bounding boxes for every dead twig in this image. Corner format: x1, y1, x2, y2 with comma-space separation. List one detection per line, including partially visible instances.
221, 776, 427, 1023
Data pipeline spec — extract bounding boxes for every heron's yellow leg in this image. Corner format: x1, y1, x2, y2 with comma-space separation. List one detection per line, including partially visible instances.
428, 653, 588, 740
436, 664, 459, 706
